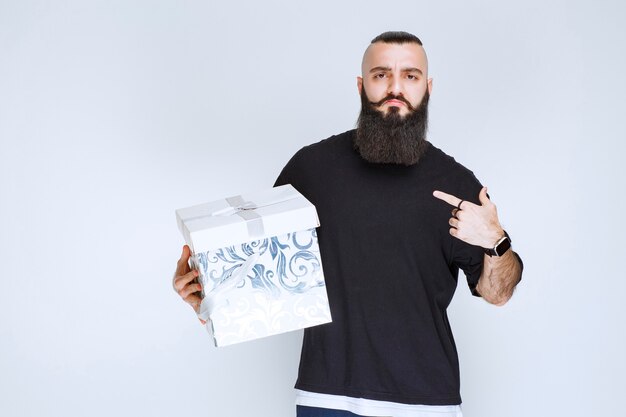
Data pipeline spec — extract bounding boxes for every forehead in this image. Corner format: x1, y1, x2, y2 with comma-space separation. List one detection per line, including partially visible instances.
361, 42, 428, 74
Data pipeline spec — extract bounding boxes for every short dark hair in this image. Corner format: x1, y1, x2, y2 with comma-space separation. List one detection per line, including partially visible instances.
370, 31, 423, 46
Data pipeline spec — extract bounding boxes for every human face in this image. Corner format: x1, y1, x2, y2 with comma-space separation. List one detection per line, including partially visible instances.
357, 42, 432, 118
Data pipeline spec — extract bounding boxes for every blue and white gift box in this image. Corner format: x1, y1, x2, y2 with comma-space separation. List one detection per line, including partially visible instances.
175, 184, 332, 347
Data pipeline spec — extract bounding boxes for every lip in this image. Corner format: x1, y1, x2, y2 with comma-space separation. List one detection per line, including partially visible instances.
384, 99, 406, 106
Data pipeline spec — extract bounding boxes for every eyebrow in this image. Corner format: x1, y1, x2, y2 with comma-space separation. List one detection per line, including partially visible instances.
369, 66, 423, 75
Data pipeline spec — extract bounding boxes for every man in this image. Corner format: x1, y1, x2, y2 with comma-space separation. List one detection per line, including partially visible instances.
174, 31, 523, 417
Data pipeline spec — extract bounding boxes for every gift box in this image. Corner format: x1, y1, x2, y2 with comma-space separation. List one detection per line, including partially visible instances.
175, 184, 332, 347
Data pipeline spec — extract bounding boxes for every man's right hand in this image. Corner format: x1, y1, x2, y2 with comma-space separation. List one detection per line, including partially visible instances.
173, 245, 204, 322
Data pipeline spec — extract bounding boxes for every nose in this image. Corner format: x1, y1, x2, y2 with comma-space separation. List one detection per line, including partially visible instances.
388, 75, 403, 97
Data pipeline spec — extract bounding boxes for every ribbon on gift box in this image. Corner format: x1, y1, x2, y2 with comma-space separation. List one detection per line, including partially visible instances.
197, 252, 260, 323
185, 187, 299, 239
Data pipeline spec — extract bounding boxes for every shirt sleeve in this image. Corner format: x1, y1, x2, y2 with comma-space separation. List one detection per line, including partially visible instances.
273, 166, 290, 188
273, 148, 303, 188
453, 240, 485, 297
454, 239, 525, 297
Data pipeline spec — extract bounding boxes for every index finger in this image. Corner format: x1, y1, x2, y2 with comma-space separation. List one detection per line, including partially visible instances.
175, 245, 192, 276
432, 190, 463, 208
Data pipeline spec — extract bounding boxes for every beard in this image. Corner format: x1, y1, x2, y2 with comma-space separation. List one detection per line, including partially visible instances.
354, 86, 430, 166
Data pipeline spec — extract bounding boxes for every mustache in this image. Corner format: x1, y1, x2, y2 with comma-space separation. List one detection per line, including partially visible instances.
369, 94, 415, 111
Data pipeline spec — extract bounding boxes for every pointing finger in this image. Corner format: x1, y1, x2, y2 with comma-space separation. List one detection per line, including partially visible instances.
433, 190, 463, 208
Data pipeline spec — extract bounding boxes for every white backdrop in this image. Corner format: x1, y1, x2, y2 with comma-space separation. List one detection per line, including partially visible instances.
1, 1, 625, 416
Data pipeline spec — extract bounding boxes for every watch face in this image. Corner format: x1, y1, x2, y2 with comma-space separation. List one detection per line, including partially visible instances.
495, 237, 511, 256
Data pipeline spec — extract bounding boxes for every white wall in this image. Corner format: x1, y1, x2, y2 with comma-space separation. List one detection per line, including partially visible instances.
1, 1, 624, 416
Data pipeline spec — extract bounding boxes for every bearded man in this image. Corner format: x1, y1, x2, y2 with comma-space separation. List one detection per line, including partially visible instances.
174, 31, 523, 417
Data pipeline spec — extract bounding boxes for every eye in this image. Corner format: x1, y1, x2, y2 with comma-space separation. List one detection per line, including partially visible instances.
374, 73, 386, 79
407, 74, 419, 80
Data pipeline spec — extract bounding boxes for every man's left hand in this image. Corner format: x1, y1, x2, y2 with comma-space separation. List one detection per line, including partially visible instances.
433, 187, 504, 249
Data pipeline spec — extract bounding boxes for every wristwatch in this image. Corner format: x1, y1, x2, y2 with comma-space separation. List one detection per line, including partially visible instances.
485, 230, 511, 257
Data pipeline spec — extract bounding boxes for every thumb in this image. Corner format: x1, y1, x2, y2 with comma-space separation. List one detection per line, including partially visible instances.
478, 186, 490, 205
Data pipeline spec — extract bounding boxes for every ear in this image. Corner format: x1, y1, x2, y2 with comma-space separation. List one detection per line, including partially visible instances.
427, 77, 433, 95
357, 76, 363, 95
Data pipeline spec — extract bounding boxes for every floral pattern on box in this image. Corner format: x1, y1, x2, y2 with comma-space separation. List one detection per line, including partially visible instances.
191, 228, 331, 346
